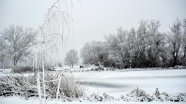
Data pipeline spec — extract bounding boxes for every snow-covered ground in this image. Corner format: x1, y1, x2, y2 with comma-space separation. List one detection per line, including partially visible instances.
0, 69, 186, 103
0, 69, 12, 74
73, 69, 186, 97
1, 96, 186, 104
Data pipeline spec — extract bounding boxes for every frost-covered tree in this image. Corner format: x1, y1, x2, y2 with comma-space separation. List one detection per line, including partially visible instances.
0, 37, 8, 69
105, 27, 130, 68
1, 25, 37, 66
80, 42, 92, 64
144, 20, 166, 67
181, 19, 186, 65
65, 49, 79, 68
105, 20, 167, 68
81, 41, 106, 65
167, 19, 182, 66
127, 20, 167, 67
81, 19, 186, 68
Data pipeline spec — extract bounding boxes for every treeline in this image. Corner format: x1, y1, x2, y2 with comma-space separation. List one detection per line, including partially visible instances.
81, 19, 186, 68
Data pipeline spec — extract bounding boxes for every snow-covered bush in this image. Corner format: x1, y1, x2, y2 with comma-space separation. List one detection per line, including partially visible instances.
12, 66, 57, 73
12, 66, 34, 73
0, 73, 84, 100
94, 67, 104, 71
125, 87, 186, 102
125, 86, 154, 102
43, 73, 84, 99
174, 65, 186, 69
0, 75, 37, 97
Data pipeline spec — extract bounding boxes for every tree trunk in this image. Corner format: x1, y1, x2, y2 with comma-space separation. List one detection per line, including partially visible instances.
173, 56, 177, 66
13, 56, 17, 66
183, 46, 186, 59
2, 59, 4, 69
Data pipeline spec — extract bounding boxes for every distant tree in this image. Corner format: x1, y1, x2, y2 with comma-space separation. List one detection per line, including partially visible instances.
105, 27, 130, 68
1, 25, 37, 66
80, 42, 95, 64
181, 18, 186, 65
0, 37, 8, 69
167, 19, 182, 66
80, 19, 186, 68
81, 41, 109, 67
105, 20, 167, 68
65, 49, 79, 68
143, 20, 166, 67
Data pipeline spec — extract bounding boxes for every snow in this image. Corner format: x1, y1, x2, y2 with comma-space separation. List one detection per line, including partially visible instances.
0, 96, 185, 104
0, 69, 186, 103
54, 65, 100, 72
0, 69, 12, 74
72, 69, 186, 97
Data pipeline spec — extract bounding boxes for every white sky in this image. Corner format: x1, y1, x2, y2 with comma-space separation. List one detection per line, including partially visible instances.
0, 0, 186, 63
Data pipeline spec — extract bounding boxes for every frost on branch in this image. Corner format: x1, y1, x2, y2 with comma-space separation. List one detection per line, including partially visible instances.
0, 73, 84, 100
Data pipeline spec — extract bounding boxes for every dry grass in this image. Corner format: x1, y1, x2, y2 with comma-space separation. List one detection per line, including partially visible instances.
0, 72, 84, 100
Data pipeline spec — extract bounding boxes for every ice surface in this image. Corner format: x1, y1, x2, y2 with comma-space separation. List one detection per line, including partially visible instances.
0, 69, 186, 103
73, 69, 186, 97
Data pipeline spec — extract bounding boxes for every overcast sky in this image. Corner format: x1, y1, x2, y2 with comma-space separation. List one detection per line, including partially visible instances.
0, 0, 186, 63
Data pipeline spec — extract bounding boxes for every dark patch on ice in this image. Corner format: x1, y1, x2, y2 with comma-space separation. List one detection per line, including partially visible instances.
77, 81, 131, 88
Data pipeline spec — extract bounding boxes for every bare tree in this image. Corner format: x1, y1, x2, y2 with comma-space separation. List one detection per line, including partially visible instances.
1, 25, 37, 66
65, 49, 79, 68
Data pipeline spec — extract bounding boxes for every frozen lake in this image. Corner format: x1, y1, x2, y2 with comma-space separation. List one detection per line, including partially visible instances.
1, 69, 186, 104
73, 69, 186, 96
